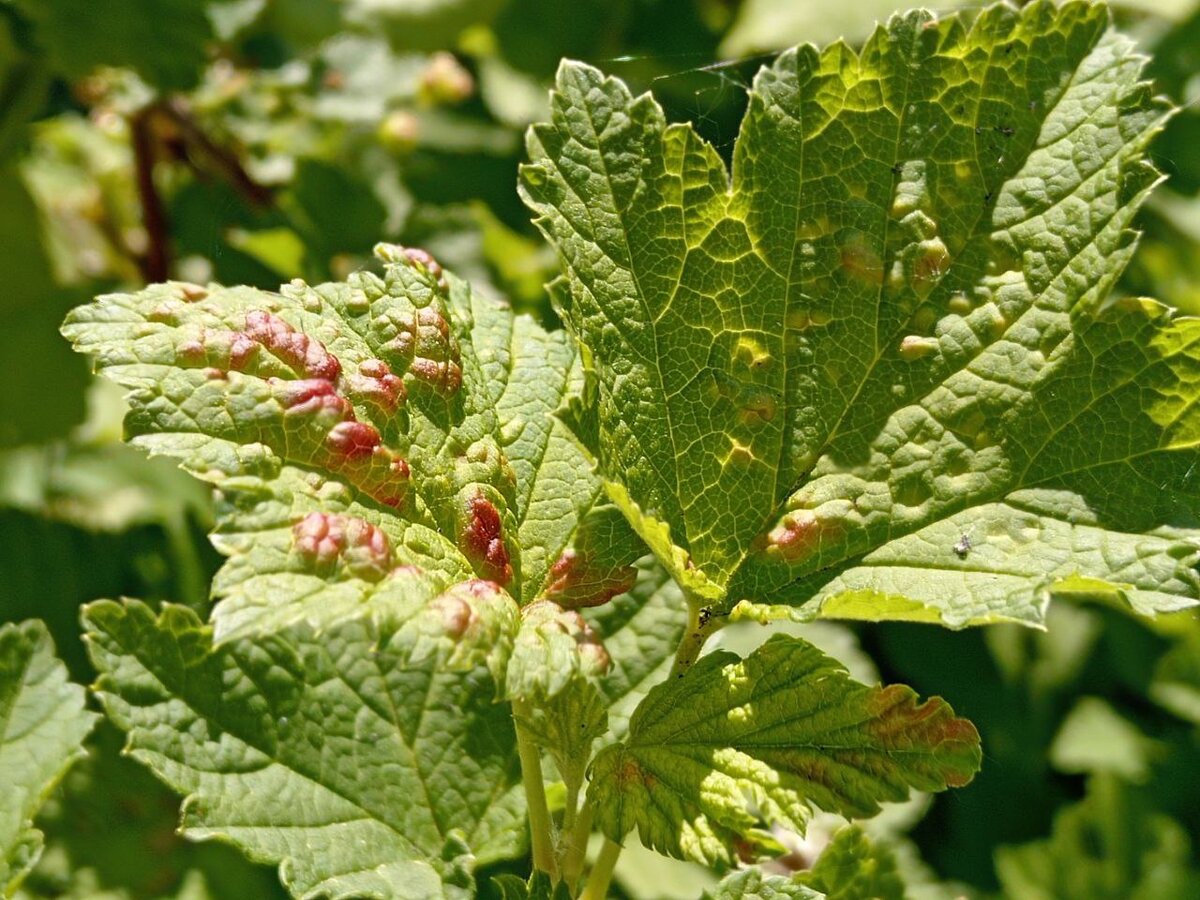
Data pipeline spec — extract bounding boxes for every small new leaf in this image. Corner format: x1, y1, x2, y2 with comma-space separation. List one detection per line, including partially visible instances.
506, 599, 610, 705
0, 620, 97, 895
796, 825, 905, 900
491, 871, 573, 900
703, 868, 821, 900
588, 636, 979, 867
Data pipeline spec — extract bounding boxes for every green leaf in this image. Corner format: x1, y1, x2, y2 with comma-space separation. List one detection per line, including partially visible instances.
520, 0, 1200, 628
585, 557, 687, 743
702, 868, 821, 900
588, 635, 980, 867
1150, 631, 1200, 724
14, 723, 288, 900
0, 166, 88, 448
796, 826, 905, 900
1049, 697, 1163, 781
1, 620, 97, 895
490, 871, 572, 900
83, 590, 526, 900
506, 600, 610, 705
995, 774, 1200, 900
63, 246, 639, 641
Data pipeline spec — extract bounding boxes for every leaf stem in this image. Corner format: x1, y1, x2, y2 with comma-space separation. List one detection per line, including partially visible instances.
563, 778, 580, 838
669, 596, 718, 678
513, 704, 558, 880
560, 799, 594, 888
580, 837, 621, 900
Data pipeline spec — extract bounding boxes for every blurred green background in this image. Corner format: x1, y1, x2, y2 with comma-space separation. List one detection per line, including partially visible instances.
1, 1, 1199, 897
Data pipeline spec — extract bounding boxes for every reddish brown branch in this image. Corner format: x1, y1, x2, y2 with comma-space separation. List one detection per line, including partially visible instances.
155, 98, 273, 208
129, 107, 170, 283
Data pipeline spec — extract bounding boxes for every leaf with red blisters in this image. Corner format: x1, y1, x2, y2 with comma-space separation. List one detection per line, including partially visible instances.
63, 245, 643, 643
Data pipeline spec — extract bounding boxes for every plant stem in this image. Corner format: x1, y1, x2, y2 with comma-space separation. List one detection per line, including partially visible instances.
560, 800, 594, 888
669, 597, 719, 678
580, 837, 621, 900
562, 770, 581, 836
129, 106, 170, 282
513, 704, 558, 880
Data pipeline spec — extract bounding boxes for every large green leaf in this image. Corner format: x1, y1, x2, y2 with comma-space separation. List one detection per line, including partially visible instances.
588, 635, 980, 867
63, 245, 642, 641
0, 620, 97, 895
520, 0, 1200, 627
83, 587, 525, 900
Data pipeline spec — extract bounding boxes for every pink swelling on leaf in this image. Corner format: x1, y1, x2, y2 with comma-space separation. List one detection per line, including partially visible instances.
327, 421, 383, 458
764, 510, 824, 563
276, 378, 353, 418
347, 359, 406, 410
459, 493, 512, 585
544, 549, 638, 609
243, 310, 341, 380
430, 579, 505, 638
292, 511, 393, 579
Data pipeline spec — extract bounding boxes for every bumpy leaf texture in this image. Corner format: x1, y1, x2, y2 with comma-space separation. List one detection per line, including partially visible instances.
84, 588, 524, 900
588, 635, 980, 867
62, 246, 652, 896
703, 868, 821, 900
0, 620, 96, 894
521, 0, 1200, 628
63, 244, 643, 643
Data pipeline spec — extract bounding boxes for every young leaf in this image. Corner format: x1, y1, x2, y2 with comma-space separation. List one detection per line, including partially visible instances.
506, 600, 611, 705
506, 601, 610, 792
520, 0, 1200, 627
1150, 631, 1200, 725
0, 620, 97, 894
702, 868, 820, 900
796, 825, 905, 900
491, 870, 573, 900
83, 589, 526, 900
587, 635, 979, 867
62, 245, 642, 642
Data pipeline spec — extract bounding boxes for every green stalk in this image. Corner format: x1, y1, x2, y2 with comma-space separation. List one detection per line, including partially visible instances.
560, 800, 594, 889
513, 703, 558, 880
580, 837, 622, 900
670, 596, 719, 678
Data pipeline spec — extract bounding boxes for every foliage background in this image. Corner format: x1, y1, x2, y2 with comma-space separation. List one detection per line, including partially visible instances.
1, 0, 1198, 897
